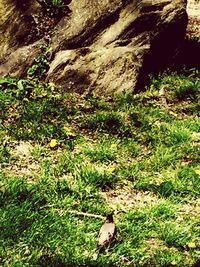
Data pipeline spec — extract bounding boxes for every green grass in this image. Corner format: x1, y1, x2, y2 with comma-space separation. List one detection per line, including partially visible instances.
0, 69, 200, 266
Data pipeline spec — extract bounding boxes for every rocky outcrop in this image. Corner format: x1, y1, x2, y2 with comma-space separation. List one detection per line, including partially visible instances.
0, 0, 188, 95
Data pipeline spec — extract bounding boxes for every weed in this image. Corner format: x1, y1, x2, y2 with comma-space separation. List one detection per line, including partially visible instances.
27, 45, 52, 79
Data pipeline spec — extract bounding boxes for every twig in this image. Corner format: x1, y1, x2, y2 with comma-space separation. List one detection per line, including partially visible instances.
67, 210, 105, 220
39, 204, 105, 219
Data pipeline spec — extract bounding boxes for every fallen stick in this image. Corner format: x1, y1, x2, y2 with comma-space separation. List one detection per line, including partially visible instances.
39, 204, 105, 219
67, 210, 105, 220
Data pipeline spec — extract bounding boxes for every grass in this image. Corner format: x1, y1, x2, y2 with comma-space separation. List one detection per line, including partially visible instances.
0, 68, 200, 266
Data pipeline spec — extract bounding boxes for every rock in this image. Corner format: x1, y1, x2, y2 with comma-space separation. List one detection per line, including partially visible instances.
0, 0, 188, 95
0, 44, 42, 77
0, 0, 40, 60
47, 0, 188, 95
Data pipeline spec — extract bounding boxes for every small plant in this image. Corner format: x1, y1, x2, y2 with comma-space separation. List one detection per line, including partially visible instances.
27, 45, 52, 79
36, 0, 71, 17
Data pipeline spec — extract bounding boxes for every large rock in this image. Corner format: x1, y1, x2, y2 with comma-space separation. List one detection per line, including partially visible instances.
0, 0, 188, 95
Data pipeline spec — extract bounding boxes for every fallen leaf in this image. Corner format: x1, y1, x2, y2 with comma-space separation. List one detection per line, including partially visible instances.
63, 125, 76, 137
92, 253, 98, 260
187, 242, 196, 248
158, 87, 166, 97
49, 139, 58, 148
110, 144, 117, 150
181, 160, 192, 166
171, 261, 177, 265
194, 169, 200, 176
107, 166, 116, 174
48, 82, 55, 89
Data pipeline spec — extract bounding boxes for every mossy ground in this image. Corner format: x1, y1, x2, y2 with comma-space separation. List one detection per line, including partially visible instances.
0, 68, 200, 266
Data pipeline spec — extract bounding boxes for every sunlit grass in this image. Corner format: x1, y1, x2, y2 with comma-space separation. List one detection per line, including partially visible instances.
0, 69, 200, 266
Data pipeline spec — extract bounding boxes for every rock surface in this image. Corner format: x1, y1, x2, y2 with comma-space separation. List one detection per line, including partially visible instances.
0, 0, 188, 95
0, 0, 39, 59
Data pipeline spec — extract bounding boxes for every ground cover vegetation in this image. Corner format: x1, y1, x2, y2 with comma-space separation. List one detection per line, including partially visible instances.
0, 63, 199, 266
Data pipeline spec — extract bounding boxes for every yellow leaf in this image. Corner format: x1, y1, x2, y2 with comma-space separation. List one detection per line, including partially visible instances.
169, 111, 178, 117
171, 261, 177, 266
194, 169, 200, 176
49, 139, 58, 148
63, 125, 75, 136
107, 166, 116, 174
28, 129, 32, 133
110, 144, 117, 150
187, 242, 196, 248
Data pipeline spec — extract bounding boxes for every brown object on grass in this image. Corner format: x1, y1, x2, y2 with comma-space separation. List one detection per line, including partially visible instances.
97, 214, 116, 251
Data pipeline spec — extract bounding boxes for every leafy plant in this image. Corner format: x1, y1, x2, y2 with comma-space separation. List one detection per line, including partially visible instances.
27, 45, 52, 79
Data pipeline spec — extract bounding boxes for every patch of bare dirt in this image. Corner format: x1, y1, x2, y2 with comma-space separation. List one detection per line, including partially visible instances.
100, 185, 158, 211
4, 141, 39, 177
178, 200, 200, 217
